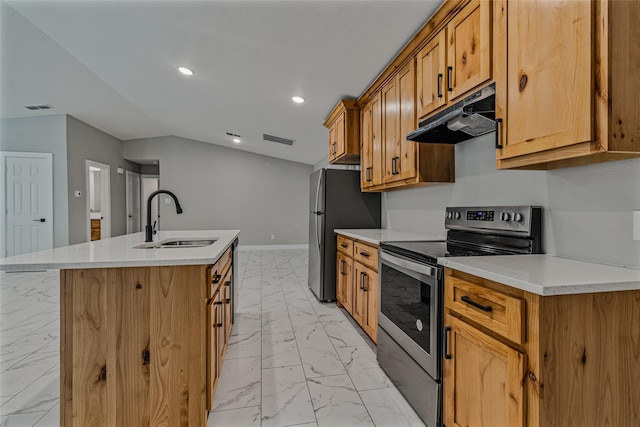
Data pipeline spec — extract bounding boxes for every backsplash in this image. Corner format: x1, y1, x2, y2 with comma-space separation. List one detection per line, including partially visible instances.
382, 133, 640, 269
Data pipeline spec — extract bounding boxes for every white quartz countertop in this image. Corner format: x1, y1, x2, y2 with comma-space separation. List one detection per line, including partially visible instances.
0, 230, 240, 271
438, 254, 640, 296
334, 229, 444, 245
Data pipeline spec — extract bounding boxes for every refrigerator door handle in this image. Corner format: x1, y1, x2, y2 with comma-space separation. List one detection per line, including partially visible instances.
314, 172, 323, 252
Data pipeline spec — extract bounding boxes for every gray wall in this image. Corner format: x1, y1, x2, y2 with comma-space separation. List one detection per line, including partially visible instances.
383, 133, 640, 269
123, 136, 312, 245
66, 116, 140, 244
0, 115, 70, 247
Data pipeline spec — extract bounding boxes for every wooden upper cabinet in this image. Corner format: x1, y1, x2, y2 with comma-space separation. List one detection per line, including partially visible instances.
324, 100, 360, 165
361, 58, 454, 192
360, 92, 383, 189
495, 0, 640, 169
417, 29, 447, 120
446, 0, 492, 102
382, 60, 419, 185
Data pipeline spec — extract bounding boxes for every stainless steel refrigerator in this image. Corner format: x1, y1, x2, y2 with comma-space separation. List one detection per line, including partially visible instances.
308, 169, 381, 301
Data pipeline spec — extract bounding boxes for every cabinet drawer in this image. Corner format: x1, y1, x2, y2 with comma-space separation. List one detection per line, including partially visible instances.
445, 276, 525, 345
337, 235, 354, 257
353, 241, 378, 271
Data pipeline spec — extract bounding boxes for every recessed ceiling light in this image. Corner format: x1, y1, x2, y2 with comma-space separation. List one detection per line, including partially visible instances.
178, 66, 195, 76
292, 96, 305, 104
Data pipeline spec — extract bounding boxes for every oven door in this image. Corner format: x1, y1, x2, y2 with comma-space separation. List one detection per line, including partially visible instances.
379, 250, 441, 380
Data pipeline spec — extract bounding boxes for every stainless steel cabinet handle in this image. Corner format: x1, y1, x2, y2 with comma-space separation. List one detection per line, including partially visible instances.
437, 73, 443, 98
362, 273, 368, 292
359, 252, 370, 258
339, 260, 345, 275
447, 66, 453, 92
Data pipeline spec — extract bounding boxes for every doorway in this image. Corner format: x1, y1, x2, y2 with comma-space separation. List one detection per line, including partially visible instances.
86, 160, 111, 242
126, 171, 141, 234
1, 151, 53, 257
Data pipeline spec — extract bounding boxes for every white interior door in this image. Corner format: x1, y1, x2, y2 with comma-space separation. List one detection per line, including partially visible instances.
126, 171, 141, 233
1, 152, 53, 257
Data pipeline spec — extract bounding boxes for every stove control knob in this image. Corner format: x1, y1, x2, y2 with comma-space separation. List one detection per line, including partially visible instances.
500, 212, 511, 221
447, 212, 453, 219
454, 211, 461, 219
513, 213, 524, 222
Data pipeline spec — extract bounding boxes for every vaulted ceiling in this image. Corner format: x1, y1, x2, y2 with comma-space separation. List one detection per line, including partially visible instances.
1, 0, 444, 165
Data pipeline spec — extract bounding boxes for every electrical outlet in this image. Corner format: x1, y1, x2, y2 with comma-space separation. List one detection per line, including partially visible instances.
634, 210, 640, 241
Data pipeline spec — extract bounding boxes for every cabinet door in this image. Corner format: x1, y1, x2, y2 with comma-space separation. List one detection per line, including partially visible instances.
446, 0, 492, 101
381, 78, 398, 183
223, 271, 232, 341
395, 60, 417, 182
328, 123, 336, 162
336, 253, 353, 314
360, 93, 383, 189
361, 266, 378, 343
417, 30, 447, 119
443, 314, 526, 427
496, 0, 593, 160
334, 112, 346, 158
383, 62, 417, 184
207, 295, 219, 410
352, 263, 367, 325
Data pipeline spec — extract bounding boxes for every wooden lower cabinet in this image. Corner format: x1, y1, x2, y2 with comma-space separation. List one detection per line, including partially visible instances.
354, 262, 378, 341
443, 267, 640, 426
336, 252, 353, 314
336, 235, 378, 343
444, 314, 526, 427
90, 219, 101, 241
60, 247, 234, 427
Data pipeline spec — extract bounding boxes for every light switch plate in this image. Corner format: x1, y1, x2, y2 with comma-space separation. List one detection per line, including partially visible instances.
634, 210, 640, 241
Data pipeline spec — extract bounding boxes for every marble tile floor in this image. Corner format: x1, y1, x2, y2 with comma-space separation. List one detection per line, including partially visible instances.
0, 249, 426, 427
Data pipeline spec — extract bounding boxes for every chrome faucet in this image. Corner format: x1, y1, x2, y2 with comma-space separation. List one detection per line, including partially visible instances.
145, 190, 183, 242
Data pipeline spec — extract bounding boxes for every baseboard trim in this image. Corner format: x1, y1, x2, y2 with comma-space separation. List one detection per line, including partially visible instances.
238, 244, 309, 251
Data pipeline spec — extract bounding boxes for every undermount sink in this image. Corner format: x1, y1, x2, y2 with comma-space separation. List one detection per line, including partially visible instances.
134, 238, 217, 249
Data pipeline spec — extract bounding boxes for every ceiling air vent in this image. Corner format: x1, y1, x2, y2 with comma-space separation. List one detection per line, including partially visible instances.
24, 104, 52, 111
263, 133, 294, 146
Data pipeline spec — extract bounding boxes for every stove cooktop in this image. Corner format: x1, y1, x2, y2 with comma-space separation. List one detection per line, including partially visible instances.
381, 240, 518, 265
380, 241, 448, 265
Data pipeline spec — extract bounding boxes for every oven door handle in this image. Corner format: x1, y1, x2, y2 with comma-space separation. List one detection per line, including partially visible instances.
380, 251, 440, 279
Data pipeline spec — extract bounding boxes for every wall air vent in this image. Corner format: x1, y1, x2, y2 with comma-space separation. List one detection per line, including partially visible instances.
24, 104, 52, 111
263, 134, 294, 146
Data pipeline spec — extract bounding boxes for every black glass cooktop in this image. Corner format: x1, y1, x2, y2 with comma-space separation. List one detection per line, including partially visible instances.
381, 240, 512, 265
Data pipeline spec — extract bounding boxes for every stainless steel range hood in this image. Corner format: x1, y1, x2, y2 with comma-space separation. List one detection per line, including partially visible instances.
407, 83, 495, 144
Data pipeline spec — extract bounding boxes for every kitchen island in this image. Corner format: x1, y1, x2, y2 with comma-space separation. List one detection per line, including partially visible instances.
0, 230, 240, 427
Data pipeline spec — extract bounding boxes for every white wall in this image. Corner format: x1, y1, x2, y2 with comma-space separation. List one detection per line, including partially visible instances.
0, 115, 70, 248
383, 133, 640, 268
123, 136, 313, 245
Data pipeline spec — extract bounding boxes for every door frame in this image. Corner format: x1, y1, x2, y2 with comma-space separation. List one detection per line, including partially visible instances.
125, 170, 141, 234
0, 151, 54, 257
85, 159, 111, 242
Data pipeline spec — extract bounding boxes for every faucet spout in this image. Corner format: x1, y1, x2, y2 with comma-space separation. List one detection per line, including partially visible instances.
145, 190, 183, 242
